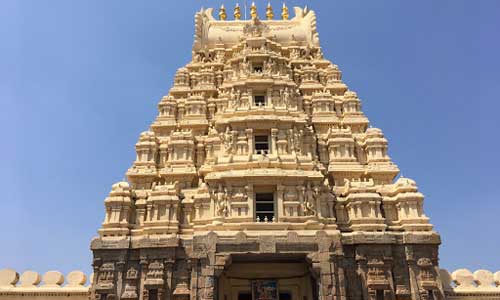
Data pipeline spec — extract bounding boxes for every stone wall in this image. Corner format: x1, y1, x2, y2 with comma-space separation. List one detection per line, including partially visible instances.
0, 269, 90, 300
2, 268, 499, 300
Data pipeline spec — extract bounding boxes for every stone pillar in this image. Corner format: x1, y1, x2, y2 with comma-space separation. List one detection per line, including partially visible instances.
312, 232, 346, 300
356, 256, 370, 300
276, 184, 285, 221
271, 129, 278, 155
116, 261, 125, 299
166, 260, 175, 300
335, 256, 347, 300
139, 258, 148, 300
190, 259, 199, 300
201, 262, 215, 300
91, 258, 101, 300
405, 247, 421, 300
246, 128, 254, 156
267, 88, 273, 108
247, 184, 254, 219
297, 186, 305, 217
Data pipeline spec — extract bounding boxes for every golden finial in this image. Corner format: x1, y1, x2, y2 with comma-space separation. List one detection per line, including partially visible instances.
281, 3, 289, 20
250, 2, 257, 19
219, 4, 227, 21
234, 3, 241, 20
266, 2, 274, 20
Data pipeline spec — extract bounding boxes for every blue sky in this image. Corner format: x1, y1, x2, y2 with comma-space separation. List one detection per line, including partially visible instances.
0, 0, 498, 276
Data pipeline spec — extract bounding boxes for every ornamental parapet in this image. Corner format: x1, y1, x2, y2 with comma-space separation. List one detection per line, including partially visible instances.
440, 269, 500, 299
2, 268, 499, 300
0, 269, 90, 300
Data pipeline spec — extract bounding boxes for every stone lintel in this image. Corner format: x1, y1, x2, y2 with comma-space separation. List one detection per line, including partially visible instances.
341, 232, 441, 245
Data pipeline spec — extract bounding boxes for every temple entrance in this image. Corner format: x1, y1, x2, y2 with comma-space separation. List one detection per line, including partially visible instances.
217, 254, 317, 300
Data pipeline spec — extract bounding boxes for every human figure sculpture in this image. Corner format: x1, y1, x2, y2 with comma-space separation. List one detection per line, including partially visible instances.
303, 183, 317, 216
222, 127, 234, 155
215, 185, 228, 217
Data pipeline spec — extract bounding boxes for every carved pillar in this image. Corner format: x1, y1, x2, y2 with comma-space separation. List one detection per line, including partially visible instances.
140, 258, 148, 300
405, 247, 421, 300
91, 258, 102, 300
276, 184, 285, 221
334, 255, 347, 300
297, 186, 305, 217
201, 262, 215, 300
190, 259, 199, 300
316, 233, 341, 300
247, 184, 254, 219
246, 128, 254, 156
271, 128, 278, 155
116, 261, 125, 299
166, 260, 175, 300
314, 185, 323, 219
356, 254, 370, 300
267, 87, 273, 108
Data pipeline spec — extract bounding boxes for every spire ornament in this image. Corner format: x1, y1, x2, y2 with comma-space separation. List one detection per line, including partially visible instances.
281, 3, 289, 20
250, 2, 257, 19
218, 4, 227, 21
266, 2, 274, 20
234, 3, 241, 20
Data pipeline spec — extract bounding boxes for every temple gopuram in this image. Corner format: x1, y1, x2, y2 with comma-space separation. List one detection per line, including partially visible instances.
2, 4, 498, 300
91, 3, 440, 300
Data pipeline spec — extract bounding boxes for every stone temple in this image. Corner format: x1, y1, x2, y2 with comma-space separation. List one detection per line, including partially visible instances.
90, 4, 440, 300
1, 4, 499, 300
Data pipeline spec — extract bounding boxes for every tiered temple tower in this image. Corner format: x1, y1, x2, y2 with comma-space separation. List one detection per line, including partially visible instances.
91, 4, 444, 300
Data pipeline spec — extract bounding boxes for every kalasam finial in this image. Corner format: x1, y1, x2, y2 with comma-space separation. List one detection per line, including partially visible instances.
266, 2, 274, 20
219, 4, 227, 20
282, 3, 289, 20
234, 3, 241, 20
250, 2, 257, 19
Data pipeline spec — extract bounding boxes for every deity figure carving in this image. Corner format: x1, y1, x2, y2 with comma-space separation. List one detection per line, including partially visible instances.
208, 123, 218, 136
222, 127, 234, 155
125, 267, 138, 280
215, 184, 228, 217
303, 183, 317, 216
240, 59, 249, 76
288, 127, 303, 155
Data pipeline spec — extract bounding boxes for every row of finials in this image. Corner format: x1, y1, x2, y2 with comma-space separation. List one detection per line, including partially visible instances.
218, 2, 291, 21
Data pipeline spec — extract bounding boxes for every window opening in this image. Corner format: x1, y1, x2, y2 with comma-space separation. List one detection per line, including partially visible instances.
254, 95, 266, 106
254, 135, 270, 154
256, 192, 274, 222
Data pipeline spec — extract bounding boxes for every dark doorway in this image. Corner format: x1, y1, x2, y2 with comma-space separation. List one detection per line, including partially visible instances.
149, 289, 158, 300
238, 292, 252, 300
279, 292, 292, 300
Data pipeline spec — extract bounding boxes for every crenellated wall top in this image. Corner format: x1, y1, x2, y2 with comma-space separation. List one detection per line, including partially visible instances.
0, 269, 90, 292
440, 268, 500, 295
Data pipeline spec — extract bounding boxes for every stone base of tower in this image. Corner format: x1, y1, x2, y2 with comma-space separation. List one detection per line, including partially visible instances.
89, 231, 446, 300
